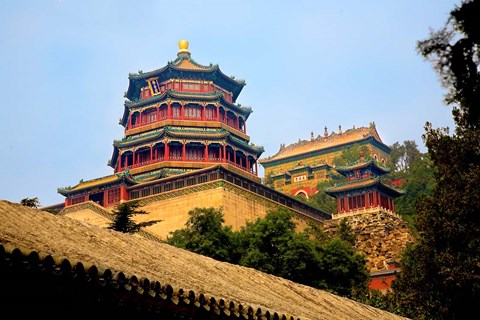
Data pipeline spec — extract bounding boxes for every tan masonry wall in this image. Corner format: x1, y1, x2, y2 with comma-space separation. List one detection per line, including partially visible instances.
220, 186, 274, 230
137, 187, 226, 239
61, 183, 319, 240
137, 185, 314, 239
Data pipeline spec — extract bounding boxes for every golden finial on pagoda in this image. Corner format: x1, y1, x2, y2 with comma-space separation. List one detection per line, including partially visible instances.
178, 40, 190, 56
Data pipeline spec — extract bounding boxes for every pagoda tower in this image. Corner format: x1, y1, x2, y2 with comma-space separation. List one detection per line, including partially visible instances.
56, 41, 330, 238
325, 159, 404, 216
111, 39, 263, 183
58, 40, 264, 207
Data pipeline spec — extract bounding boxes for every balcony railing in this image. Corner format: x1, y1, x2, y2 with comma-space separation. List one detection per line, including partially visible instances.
129, 117, 243, 132
118, 156, 256, 175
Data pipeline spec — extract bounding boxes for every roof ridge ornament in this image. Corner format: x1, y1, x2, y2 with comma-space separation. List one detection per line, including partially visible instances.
177, 39, 190, 57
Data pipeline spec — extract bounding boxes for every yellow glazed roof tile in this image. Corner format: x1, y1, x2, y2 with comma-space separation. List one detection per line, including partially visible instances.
327, 178, 378, 192
70, 175, 119, 191
176, 59, 206, 70
264, 125, 381, 162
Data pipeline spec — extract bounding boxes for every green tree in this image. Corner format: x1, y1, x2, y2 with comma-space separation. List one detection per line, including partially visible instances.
20, 197, 40, 208
236, 208, 368, 298
236, 208, 301, 275
336, 218, 356, 246
166, 207, 235, 262
332, 145, 371, 167
403, 141, 422, 172
387, 142, 406, 172
167, 207, 369, 299
394, 153, 435, 230
108, 201, 157, 234
393, 1, 480, 318
309, 180, 338, 214
317, 238, 369, 298
385, 141, 435, 232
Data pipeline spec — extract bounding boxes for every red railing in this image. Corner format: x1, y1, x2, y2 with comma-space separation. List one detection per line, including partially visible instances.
118, 157, 256, 175
129, 116, 243, 132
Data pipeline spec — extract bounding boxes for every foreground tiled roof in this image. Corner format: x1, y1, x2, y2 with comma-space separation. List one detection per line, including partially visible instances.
0, 200, 408, 320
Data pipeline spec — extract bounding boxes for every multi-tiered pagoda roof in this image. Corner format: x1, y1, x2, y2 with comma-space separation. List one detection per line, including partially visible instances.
59, 40, 266, 207
326, 159, 404, 216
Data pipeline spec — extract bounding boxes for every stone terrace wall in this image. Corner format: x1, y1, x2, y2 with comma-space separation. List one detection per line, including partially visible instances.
322, 212, 416, 272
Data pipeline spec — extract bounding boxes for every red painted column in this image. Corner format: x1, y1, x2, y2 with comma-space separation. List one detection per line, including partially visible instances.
116, 157, 121, 172
120, 185, 129, 202
132, 150, 136, 166
337, 199, 342, 213
223, 144, 227, 163
156, 106, 160, 122
233, 149, 236, 165
243, 119, 247, 133
202, 103, 206, 121
128, 114, 132, 129
236, 117, 239, 130
246, 156, 250, 172
65, 198, 69, 207
167, 101, 171, 119
165, 142, 169, 160
182, 142, 186, 161
181, 102, 185, 120
150, 146, 153, 163
216, 105, 220, 121
204, 144, 208, 162
103, 191, 108, 207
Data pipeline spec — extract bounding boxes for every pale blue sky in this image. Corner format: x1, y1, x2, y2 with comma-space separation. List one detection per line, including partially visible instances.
0, 0, 458, 206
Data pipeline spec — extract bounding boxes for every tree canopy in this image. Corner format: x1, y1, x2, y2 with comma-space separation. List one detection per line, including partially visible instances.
167, 207, 235, 262
385, 140, 436, 232
20, 197, 40, 209
167, 206, 369, 299
392, 1, 480, 318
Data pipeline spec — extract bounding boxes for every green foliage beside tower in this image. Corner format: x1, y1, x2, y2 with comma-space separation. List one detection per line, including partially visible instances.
392, 1, 480, 318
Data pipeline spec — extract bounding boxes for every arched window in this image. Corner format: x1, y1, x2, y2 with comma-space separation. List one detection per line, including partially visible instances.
294, 190, 309, 200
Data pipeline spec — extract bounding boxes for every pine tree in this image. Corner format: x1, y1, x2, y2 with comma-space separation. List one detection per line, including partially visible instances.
20, 197, 40, 208
108, 201, 153, 234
